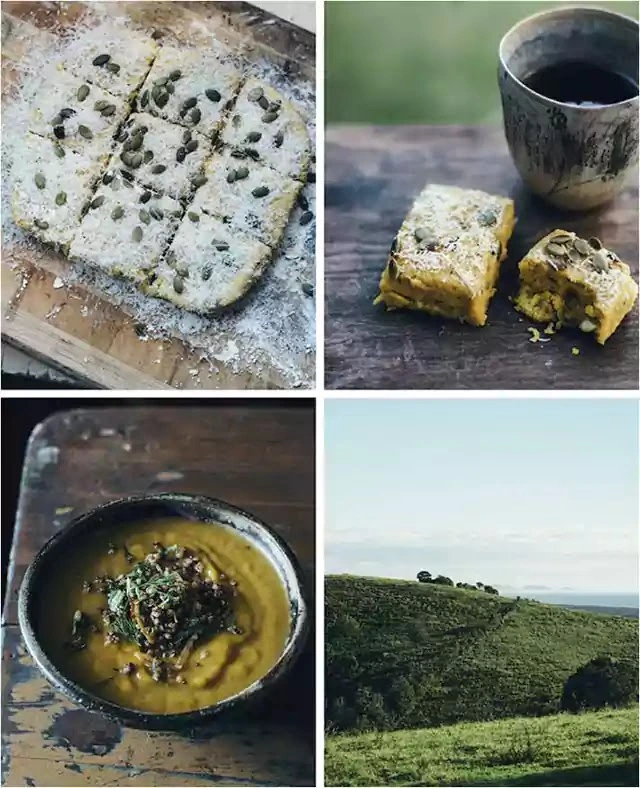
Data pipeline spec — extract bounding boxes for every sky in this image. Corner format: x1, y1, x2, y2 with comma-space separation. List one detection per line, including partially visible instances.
325, 399, 639, 594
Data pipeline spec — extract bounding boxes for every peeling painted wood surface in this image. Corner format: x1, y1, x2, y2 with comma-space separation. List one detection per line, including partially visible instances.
2, 406, 315, 786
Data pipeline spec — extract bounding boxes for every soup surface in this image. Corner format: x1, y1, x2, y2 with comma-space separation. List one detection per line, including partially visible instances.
37, 517, 291, 713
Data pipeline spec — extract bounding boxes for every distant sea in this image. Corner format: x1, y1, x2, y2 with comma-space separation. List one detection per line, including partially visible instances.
523, 591, 638, 609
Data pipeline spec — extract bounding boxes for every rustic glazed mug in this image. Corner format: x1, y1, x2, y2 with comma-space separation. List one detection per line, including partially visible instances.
499, 6, 639, 210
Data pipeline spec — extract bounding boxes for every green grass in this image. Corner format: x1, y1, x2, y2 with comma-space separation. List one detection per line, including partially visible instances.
326, 0, 639, 124
325, 575, 638, 731
325, 706, 640, 786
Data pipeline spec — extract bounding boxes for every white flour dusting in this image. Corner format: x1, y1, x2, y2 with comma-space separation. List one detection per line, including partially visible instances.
1, 3, 316, 388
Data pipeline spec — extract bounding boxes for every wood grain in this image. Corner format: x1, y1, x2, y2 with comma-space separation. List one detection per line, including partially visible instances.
325, 125, 639, 390
2, 2, 315, 390
2, 405, 315, 787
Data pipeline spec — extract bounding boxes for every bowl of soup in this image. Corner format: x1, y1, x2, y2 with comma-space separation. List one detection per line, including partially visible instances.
18, 493, 309, 729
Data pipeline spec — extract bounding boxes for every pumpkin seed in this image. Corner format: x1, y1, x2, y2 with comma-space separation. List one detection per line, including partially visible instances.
140, 90, 149, 108
165, 81, 175, 95
55, 191, 67, 206
149, 207, 164, 220
77, 84, 90, 102
53, 125, 65, 139
546, 242, 567, 257
252, 185, 269, 198
166, 249, 176, 267
169, 69, 182, 81
140, 150, 152, 165
173, 275, 184, 293
94, 99, 109, 111
176, 147, 186, 163
116, 128, 128, 143
34, 173, 46, 189
182, 97, 198, 111
101, 104, 116, 117
551, 231, 573, 244
182, 129, 192, 144
235, 166, 249, 180
588, 236, 603, 250
111, 205, 124, 220
202, 265, 212, 280
262, 111, 278, 123
248, 86, 264, 101
245, 148, 260, 161
190, 107, 201, 124
302, 282, 314, 297
214, 241, 229, 251
103, 171, 114, 185
127, 134, 143, 152
227, 169, 236, 184
151, 29, 164, 40
128, 152, 143, 169
257, 95, 269, 110
573, 237, 590, 255
106, 62, 120, 74
232, 113, 241, 128
92, 53, 111, 67
185, 139, 198, 153
154, 76, 169, 87
90, 195, 105, 209
414, 227, 429, 242
246, 131, 262, 143
155, 91, 169, 109
300, 210, 313, 226
591, 250, 609, 272
78, 124, 93, 140
120, 169, 134, 182
140, 191, 152, 204
230, 147, 247, 159
567, 248, 583, 264
132, 226, 143, 242
34, 218, 49, 229
51, 113, 63, 126
60, 107, 75, 120
188, 211, 199, 222
112, 178, 121, 191
53, 143, 65, 158
274, 130, 284, 148
307, 171, 316, 184
297, 193, 309, 210
151, 164, 167, 174
205, 88, 221, 102
176, 263, 189, 277
191, 174, 207, 188
139, 209, 151, 224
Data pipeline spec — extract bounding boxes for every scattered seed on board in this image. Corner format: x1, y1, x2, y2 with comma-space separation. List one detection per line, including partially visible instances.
34, 173, 46, 189
298, 193, 309, 210
154, 76, 169, 87
245, 148, 260, 161
140, 191, 152, 204
202, 266, 212, 280
173, 275, 184, 293
116, 128, 128, 143
182, 97, 197, 111
94, 99, 108, 111
307, 171, 316, 183
106, 62, 120, 74
78, 125, 93, 140
258, 95, 269, 110
165, 81, 175, 95
103, 171, 114, 185
151, 164, 167, 174
140, 90, 149, 108
149, 207, 164, 220
139, 209, 151, 225
111, 205, 124, 220
121, 169, 134, 182
188, 212, 199, 222
169, 69, 182, 81
191, 174, 207, 188
300, 211, 313, 226
59, 108, 75, 120
54, 125, 65, 139
274, 130, 284, 148
90, 196, 105, 209
34, 219, 49, 229
144, 149, 154, 163
176, 264, 189, 278
227, 170, 236, 184
262, 111, 278, 123
54, 143, 65, 158
92, 53, 111, 66
182, 129, 192, 144
214, 241, 230, 251
55, 191, 67, 206
248, 86, 264, 101
235, 166, 249, 180
252, 185, 269, 198
128, 152, 142, 169
132, 226, 143, 242
246, 131, 262, 142
77, 84, 90, 102
186, 139, 198, 153
302, 282, 314, 296
176, 147, 186, 163
205, 88, 221, 102
190, 108, 201, 125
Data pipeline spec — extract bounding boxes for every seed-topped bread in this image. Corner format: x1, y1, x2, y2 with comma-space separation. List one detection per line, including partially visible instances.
60, 25, 158, 99
11, 132, 102, 251
515, 230, 638, 344
27, 69, 129, 163
220, 78, 311, 182
139, 45, 244, 139
190, 146, 301, 248
148, 210, 272, 313
111, 112, 210, 200
68, 173, 182, 284
374, 183, 516, 326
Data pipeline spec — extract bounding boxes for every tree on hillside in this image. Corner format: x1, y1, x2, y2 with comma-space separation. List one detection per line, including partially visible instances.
561, 656, 638, 712
476, 582, 484, 590
484, 585, 499, 595
417, 571, 432, 583
433, 575, 454, 586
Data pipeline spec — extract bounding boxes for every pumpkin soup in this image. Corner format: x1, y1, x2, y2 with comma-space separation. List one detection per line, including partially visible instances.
37, 517, 291, 713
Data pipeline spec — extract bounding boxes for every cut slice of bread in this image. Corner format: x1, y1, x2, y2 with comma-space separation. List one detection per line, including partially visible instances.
190, 145, 301, 248
149, 210, 272, 313
220, 78, 311, 182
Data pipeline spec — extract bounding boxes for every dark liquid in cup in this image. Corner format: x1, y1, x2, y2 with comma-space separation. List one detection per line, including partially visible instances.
523, 61, 638, 106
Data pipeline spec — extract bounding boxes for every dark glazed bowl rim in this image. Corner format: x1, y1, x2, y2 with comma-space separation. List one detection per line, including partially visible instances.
18, 493, 310, 730
499, 5, 639, 112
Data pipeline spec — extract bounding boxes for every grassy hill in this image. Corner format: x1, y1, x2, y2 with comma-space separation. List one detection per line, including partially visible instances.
326, 575, 638, 732
325, 706, 639, 787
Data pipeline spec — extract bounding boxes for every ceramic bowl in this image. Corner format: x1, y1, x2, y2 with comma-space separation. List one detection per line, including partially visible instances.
18, 493, 309, 730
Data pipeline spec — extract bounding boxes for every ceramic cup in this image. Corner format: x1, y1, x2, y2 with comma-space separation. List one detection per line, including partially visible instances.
499, 6, 639, 210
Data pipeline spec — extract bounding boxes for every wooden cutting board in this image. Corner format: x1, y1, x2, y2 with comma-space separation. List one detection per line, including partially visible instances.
325, 125, 639, 390
2, 405, 315, 787
2, 2, 315, 390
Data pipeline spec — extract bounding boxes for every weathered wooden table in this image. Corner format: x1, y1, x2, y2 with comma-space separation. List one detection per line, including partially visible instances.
325, 125, 639, 390
1, 405, 315, 787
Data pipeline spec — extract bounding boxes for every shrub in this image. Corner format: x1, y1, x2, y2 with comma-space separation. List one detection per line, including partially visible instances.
561, 656, 638, 712
417, 570, 432, 583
